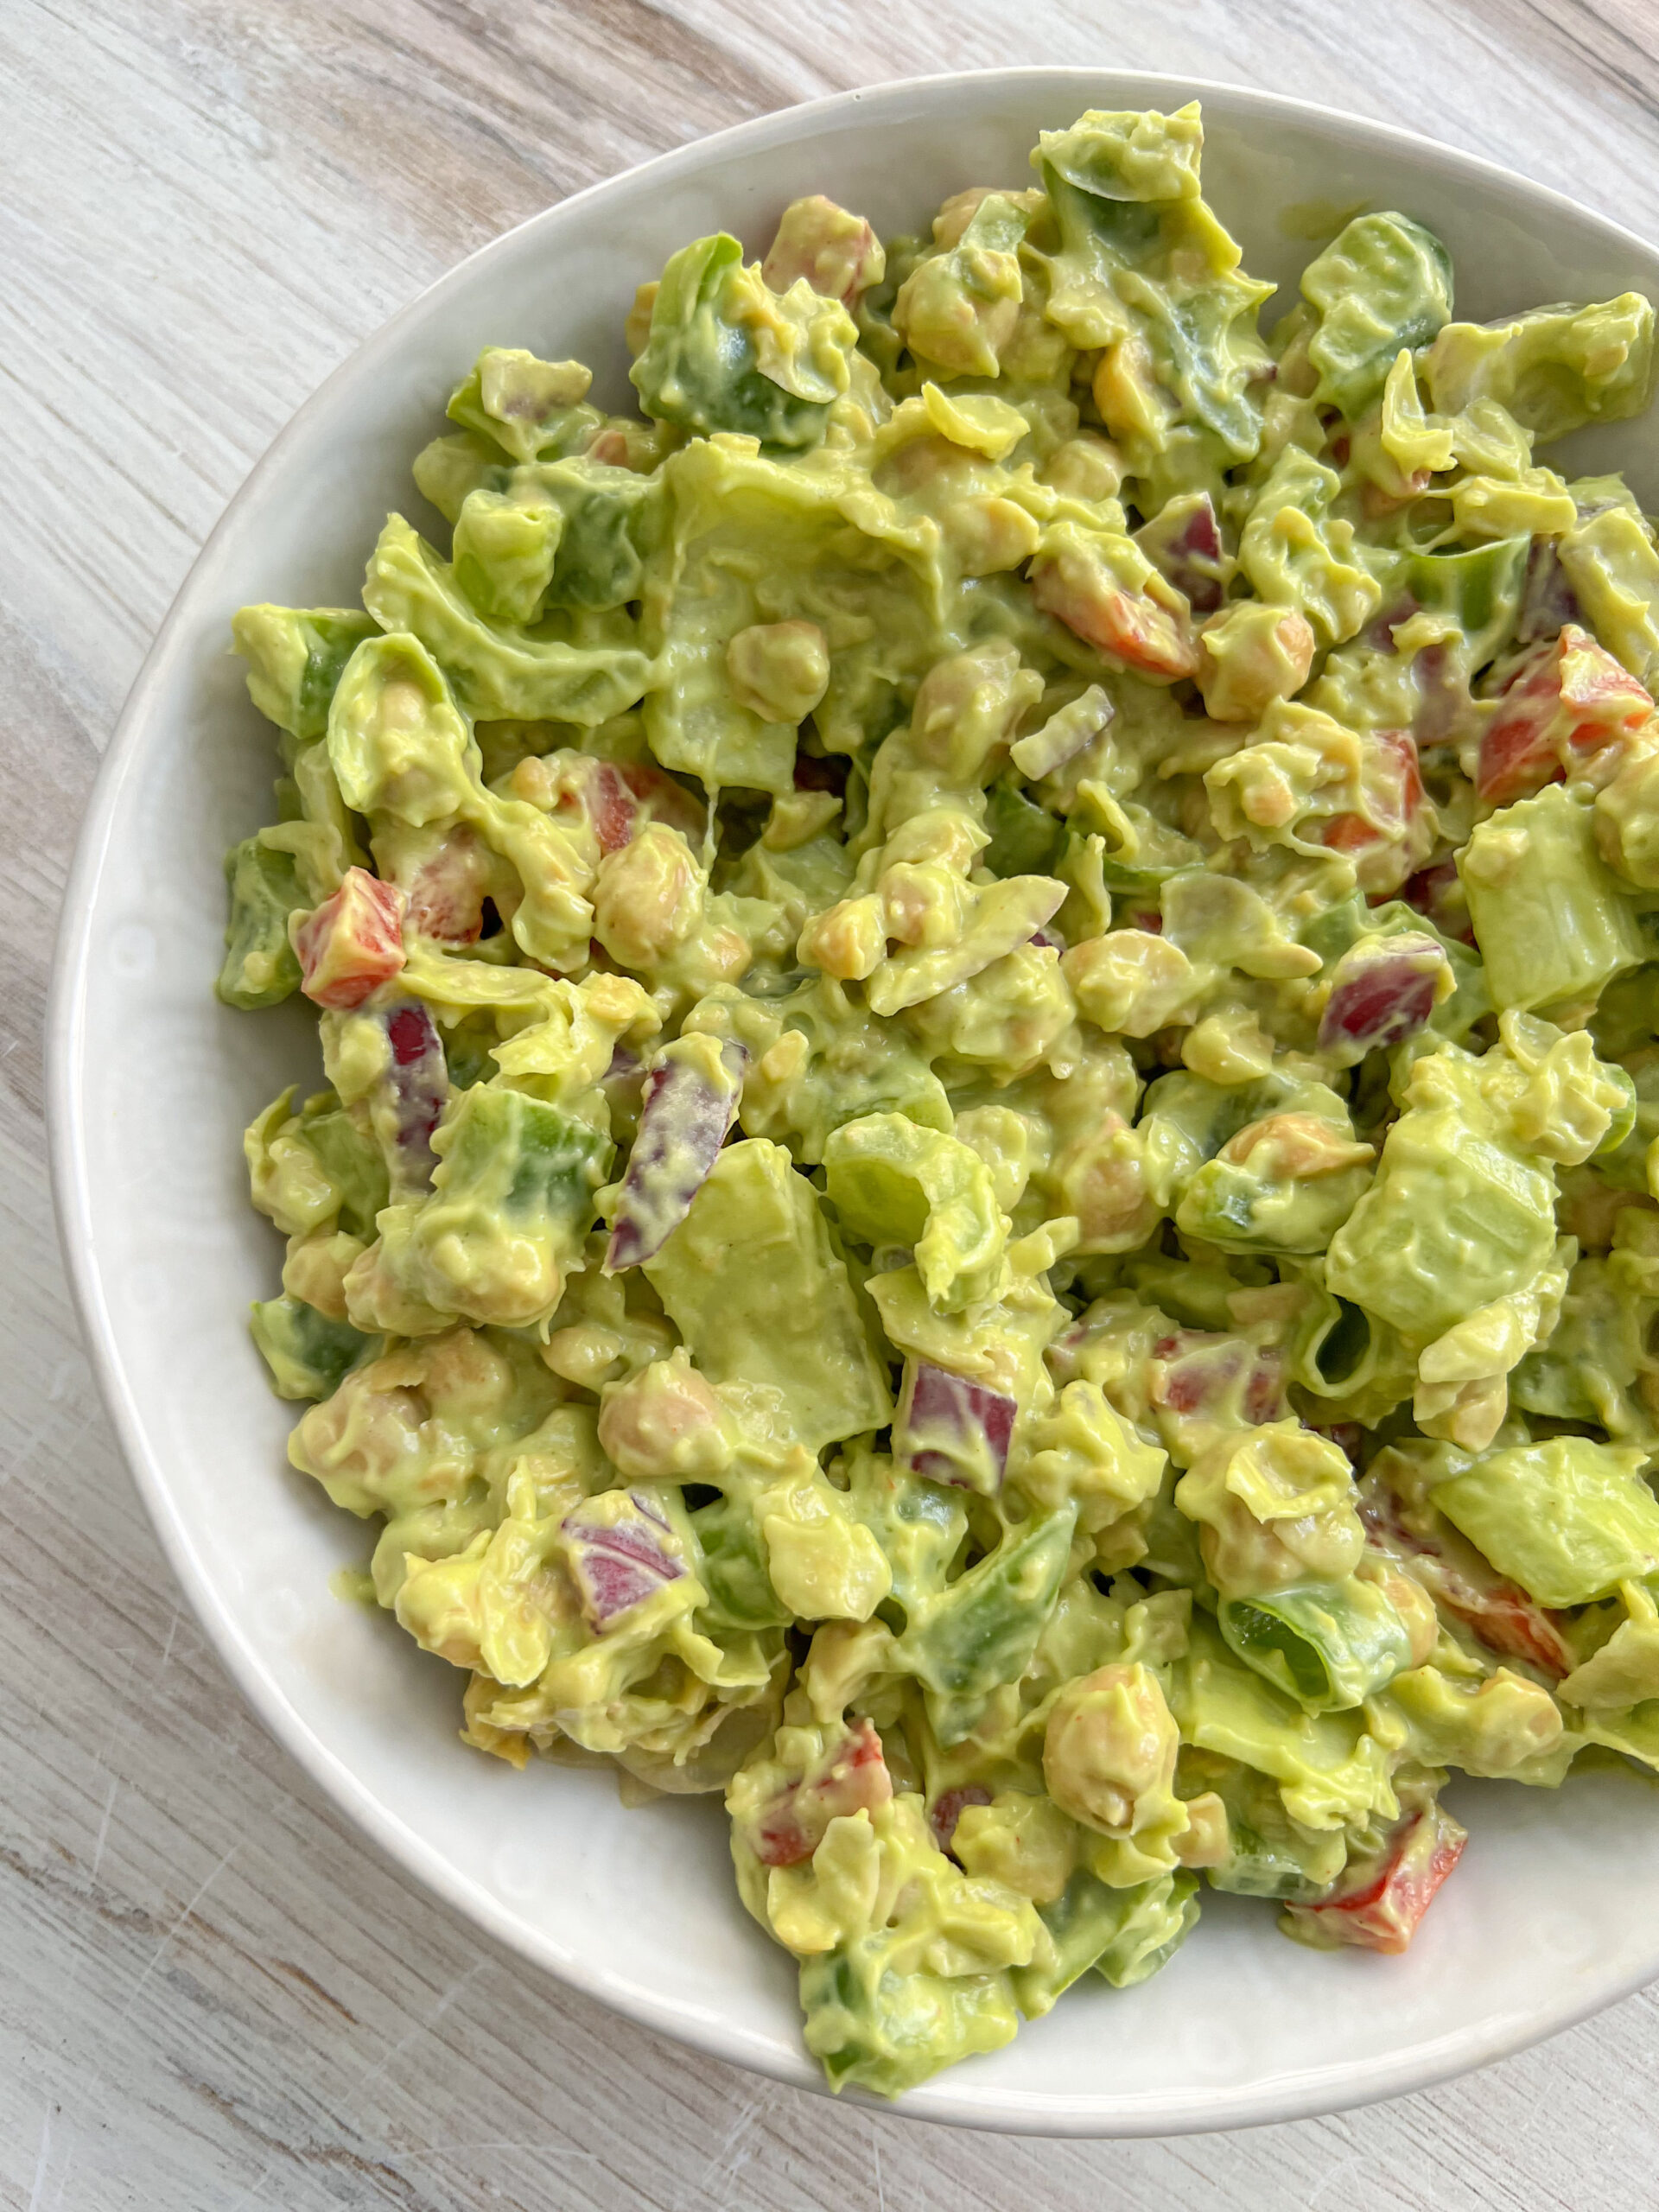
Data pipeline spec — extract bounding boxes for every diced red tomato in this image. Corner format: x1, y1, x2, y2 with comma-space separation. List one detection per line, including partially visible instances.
1358, 1478, 1573, 1677
400, 824, 491, 943
1319, 729, 1431, 896
929, 1783, 993, 1859
584, 426, 630, 467
750, 1719, 893, 1868
619, 760, 705, 841
293, 868, 407, 1009
1478, 623, 1654, 804
1031, 545, 1200, 681
1286, 1803, 1465, 1955
1151, 1332, 1286, 1427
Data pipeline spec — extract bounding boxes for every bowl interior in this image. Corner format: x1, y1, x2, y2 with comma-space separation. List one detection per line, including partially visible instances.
52, 68, 1659, 2134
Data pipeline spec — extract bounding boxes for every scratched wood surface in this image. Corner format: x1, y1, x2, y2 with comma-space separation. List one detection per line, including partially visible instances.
6, 2, 1659, 2204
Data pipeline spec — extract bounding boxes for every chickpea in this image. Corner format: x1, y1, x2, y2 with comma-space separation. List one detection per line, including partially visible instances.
879, 861, 970, 949
1063, 931, 1198, 1038
1220, 1112, 1374, 1180
726, 620, 830, 725
943, 494, 1042, 576
1178, 1425, 1366, 1597
1364, 1565, 1440, 1669
592, 823, 702, 969
797, 892, 887, 981
597, 1351, 732, 1480
1043, 1662, 1179, 1837
1465, 1668, 1565, 1770
1050, 1116, 1160, 1252
893, 247, 1022, 378
1040, 432, 1126, 505
543, 1322, 627, 1391
1197, 601, 1316, 723
762, 195, 885, 306
931, 186, 995, 250
1173, 1790, 1230, 1869
909, 639, 1041, 778
952, 1791, 1078, 1905
1091, 335, 1165, 445
1181, 1009, 1276, 1085
283, 1227, 365, 1321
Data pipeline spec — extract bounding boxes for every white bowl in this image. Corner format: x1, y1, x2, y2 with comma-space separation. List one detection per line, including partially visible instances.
50, 67, 1659, 2136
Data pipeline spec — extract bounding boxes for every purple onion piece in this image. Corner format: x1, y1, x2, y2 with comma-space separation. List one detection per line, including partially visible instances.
897, 1358, 1017, 1495
1318, 937, 1445, 1063
605, 1038, 746, 1271
1411, 643, 1476, 750
1133, 492, 1224, 614
563, 1491, 683, 1628
930, 1782, 993, 1859
1515, 537, 1580, 646
381, 1000, 448, 1189
1363, 593, 1419, 652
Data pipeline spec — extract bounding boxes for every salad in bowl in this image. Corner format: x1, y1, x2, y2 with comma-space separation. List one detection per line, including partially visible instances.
213, 99, 1659, 2098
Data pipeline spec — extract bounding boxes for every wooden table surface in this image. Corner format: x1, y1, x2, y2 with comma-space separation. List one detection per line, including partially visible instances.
8, 2, 1659, 2204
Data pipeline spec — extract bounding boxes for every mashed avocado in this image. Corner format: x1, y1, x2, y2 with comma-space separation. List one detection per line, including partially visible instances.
221, 102, 1659, 2096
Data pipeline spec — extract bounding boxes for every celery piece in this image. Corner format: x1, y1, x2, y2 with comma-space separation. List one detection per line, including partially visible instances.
1433, 1436, 1659, 1607
250, 1294, 376, 1402
1459, 784, 1644, 1013
644, 1139, 893, 1452
217, 837, 303, 1009
1217, 1580, 1413, 1711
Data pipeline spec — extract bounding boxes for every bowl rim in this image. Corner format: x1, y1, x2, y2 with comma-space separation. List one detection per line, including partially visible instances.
46, 62, 1659, 2136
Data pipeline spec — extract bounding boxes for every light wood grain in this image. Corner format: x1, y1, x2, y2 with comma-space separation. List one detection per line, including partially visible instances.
7, 3, 1659, 2204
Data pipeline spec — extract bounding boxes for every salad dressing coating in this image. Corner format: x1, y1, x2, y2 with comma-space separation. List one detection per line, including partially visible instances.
222, 104, 1659, 2096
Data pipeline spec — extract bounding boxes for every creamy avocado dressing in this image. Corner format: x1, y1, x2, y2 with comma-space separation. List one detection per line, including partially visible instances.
220, 104, 1659, 2096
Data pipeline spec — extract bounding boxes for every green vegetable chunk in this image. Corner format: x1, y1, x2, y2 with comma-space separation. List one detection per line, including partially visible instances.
409, 1085, 612, 1327
362, 513, 650, 725
898, 1509, 1077, 1744
1035, 103, 1274, 464
217, 837, 303, 1008
644, 1138, 893, 1452
1432, 1437, 1659, 1606
1012, 1869, 1198, 2017
250, 1294, 377, 1401
1300, 212, 1454, 421
799, 1945, 1020, 2099
1459, 785, 1644, 1014
231, 606, 379, 741
1217, 1580, 1414, 1711
1325, 1052, 1558, 1342
823, 1113, 1007, 1313
1424, 293, 1656, 442
631, 232, 856, 449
